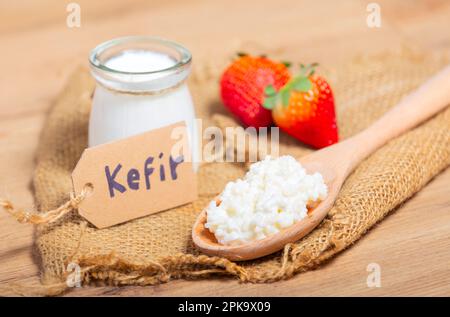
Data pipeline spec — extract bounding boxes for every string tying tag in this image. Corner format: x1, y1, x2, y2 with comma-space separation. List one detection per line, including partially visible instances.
0, 188, 89, 225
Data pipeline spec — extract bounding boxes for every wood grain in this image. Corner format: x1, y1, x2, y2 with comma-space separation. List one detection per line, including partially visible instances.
0, 0, 449, 296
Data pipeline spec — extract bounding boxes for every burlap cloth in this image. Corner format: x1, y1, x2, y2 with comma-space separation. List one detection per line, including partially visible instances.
32, 50, 449, 291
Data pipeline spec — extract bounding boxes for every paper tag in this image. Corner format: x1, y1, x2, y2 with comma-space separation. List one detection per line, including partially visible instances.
72, 122, 197, 228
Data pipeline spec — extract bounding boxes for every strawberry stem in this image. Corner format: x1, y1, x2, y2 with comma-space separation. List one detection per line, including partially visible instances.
263, 63, 318, 109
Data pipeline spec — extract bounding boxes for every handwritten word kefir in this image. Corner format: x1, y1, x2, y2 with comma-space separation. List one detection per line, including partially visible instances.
89, 37, 199, 170
205, 155, 328, 246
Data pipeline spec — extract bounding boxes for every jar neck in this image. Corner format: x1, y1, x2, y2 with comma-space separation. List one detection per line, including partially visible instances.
89, 36, 192, 94
95, 76, 188, 96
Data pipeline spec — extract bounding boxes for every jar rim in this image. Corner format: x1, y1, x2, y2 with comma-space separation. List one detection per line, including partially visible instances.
89, 36, 192, 76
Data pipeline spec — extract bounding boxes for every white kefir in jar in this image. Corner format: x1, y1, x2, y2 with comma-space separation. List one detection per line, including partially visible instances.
89, 36, 198, 169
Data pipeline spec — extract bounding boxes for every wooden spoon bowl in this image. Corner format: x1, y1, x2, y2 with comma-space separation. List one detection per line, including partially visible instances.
192, 159, 341, 261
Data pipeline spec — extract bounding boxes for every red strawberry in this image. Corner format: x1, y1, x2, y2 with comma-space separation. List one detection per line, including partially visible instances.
220, 54, 291, 128
263, 64, 338, 148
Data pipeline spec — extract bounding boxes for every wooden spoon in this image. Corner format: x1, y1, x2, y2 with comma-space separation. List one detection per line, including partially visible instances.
192, 65, 450, 261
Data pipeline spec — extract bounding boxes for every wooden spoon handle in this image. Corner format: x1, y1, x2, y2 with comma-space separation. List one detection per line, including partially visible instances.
344, 64, 450, 175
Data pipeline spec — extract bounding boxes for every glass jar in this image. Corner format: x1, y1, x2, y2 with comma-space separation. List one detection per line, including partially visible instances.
88, 36, 198, 170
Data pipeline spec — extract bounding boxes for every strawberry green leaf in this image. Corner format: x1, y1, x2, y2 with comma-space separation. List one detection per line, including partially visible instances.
292, 77, 312, 92
264, 84, 277, 96
281, 89, 291, 106
282, 61, 292, 68
263, 95, 277, 109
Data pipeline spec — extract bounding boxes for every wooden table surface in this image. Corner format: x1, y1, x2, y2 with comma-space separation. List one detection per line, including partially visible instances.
0, 0, 449, 296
